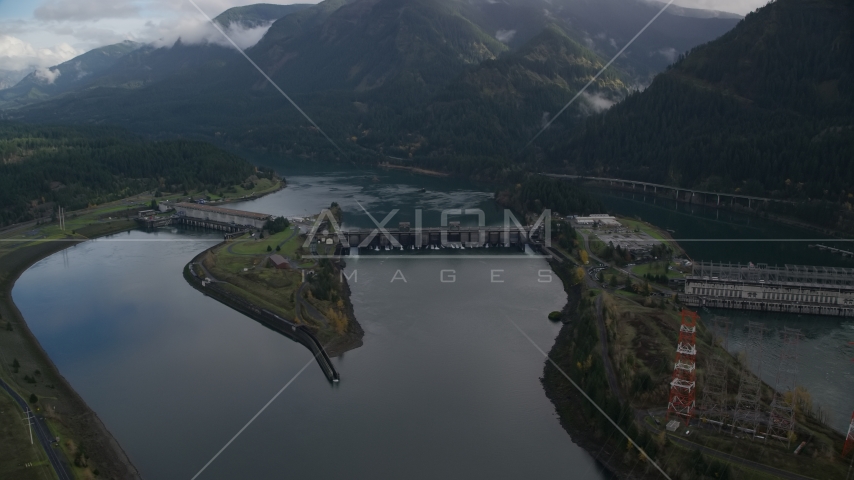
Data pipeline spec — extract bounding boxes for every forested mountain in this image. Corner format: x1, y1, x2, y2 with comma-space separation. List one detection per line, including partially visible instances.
548, 0, 854, 204
362, 25, 629, 166
0, 122, 257, 227
214, 3, 312, 28
462, 0, 740, 82
248, 0, 509, 96
4, 0, 738, 165
0, 41, 141, 109
0, 3, 313, 112
495, 176, 603, 218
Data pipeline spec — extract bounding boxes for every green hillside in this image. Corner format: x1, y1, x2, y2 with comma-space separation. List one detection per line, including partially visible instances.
8, 0, 738, 170
549, 0, 854, 202
0, 41, 141, 109
360, 24, 629, 165
252, 0, 508, 95
0, 122, 259, 227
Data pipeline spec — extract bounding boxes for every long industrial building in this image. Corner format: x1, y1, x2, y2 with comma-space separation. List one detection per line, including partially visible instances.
174, 202, 272, 229
679, 262, 854, 317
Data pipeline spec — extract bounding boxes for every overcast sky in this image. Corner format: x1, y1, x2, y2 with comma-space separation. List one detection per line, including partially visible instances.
0, 0, 770, 72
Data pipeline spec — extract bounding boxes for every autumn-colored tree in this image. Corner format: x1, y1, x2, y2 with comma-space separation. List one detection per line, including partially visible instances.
572, 267, 585, 285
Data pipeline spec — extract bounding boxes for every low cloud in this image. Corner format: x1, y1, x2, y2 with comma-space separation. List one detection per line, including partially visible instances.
74, 61, 90, 80
0, 34, 80, 71
657, 47, 678, 62
34, 67, 62, 84
667, 0, 768, 15
495, 29, 516, 44
581, 91, 616, 113
145, 18, 275, 50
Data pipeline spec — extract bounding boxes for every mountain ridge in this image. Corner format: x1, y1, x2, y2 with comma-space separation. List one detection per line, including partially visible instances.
546, 0, 854, 202
214, 3, 313, 28
4, 0, 743, 171
0, 41, 142, 109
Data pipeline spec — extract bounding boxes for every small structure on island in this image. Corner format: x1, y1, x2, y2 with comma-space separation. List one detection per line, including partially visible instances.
570, 214, 621, 227
268, 254, 290, 269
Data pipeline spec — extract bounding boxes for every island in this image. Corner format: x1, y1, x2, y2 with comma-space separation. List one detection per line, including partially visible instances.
183, 203, 364, 381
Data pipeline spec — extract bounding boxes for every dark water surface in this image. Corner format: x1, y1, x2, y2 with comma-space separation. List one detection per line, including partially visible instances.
14, 163, 608, 479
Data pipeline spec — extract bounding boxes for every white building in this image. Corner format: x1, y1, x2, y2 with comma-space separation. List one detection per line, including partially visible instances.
570, 214, 621, 227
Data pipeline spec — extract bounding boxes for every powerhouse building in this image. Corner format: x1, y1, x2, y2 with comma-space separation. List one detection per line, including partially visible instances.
174, 202, 272, 229
679, 262, 854, 317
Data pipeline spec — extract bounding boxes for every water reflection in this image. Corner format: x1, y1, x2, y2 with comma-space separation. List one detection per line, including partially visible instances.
13, 168, 608, 479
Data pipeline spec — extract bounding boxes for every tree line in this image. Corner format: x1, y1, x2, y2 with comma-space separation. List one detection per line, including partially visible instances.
0, 122, 256, 226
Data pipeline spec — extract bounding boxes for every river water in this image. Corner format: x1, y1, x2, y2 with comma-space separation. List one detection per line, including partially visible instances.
595, 190, 854, 433
13, 164, 609, 479
15, 170, 854, 479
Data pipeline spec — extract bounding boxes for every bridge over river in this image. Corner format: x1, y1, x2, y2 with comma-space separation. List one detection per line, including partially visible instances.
546, 174, 794, 208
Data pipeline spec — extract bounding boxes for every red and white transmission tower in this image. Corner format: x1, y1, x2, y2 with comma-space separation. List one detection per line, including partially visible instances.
667, 309, 698, 425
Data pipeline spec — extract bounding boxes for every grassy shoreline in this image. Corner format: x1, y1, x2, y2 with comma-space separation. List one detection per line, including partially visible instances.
195, 216, 364, 358
0, 221, 142, 480
0, 178, 284, 479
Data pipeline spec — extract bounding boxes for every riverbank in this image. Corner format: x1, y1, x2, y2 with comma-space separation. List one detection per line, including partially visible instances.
378, 162, 449, 177
541, 259, 849, 478
183, 256, 345, 382
0, 179, 286, 478
188, 215, 363, 364
0, 219, 142, 480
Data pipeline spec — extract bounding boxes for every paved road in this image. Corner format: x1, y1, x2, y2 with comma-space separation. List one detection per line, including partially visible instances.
669, 435, 816, 480
594, 295, 625, 404
194, 261, 223, 283
296, 282, 330, 327
0, 377, 73, 480
277, 226, 302, 248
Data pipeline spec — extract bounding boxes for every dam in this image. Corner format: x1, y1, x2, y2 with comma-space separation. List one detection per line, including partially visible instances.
679, 261, 854, 317
334, 222, 548, 249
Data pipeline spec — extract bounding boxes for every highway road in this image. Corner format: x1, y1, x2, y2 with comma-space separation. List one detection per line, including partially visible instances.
0, 377, 73, 480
